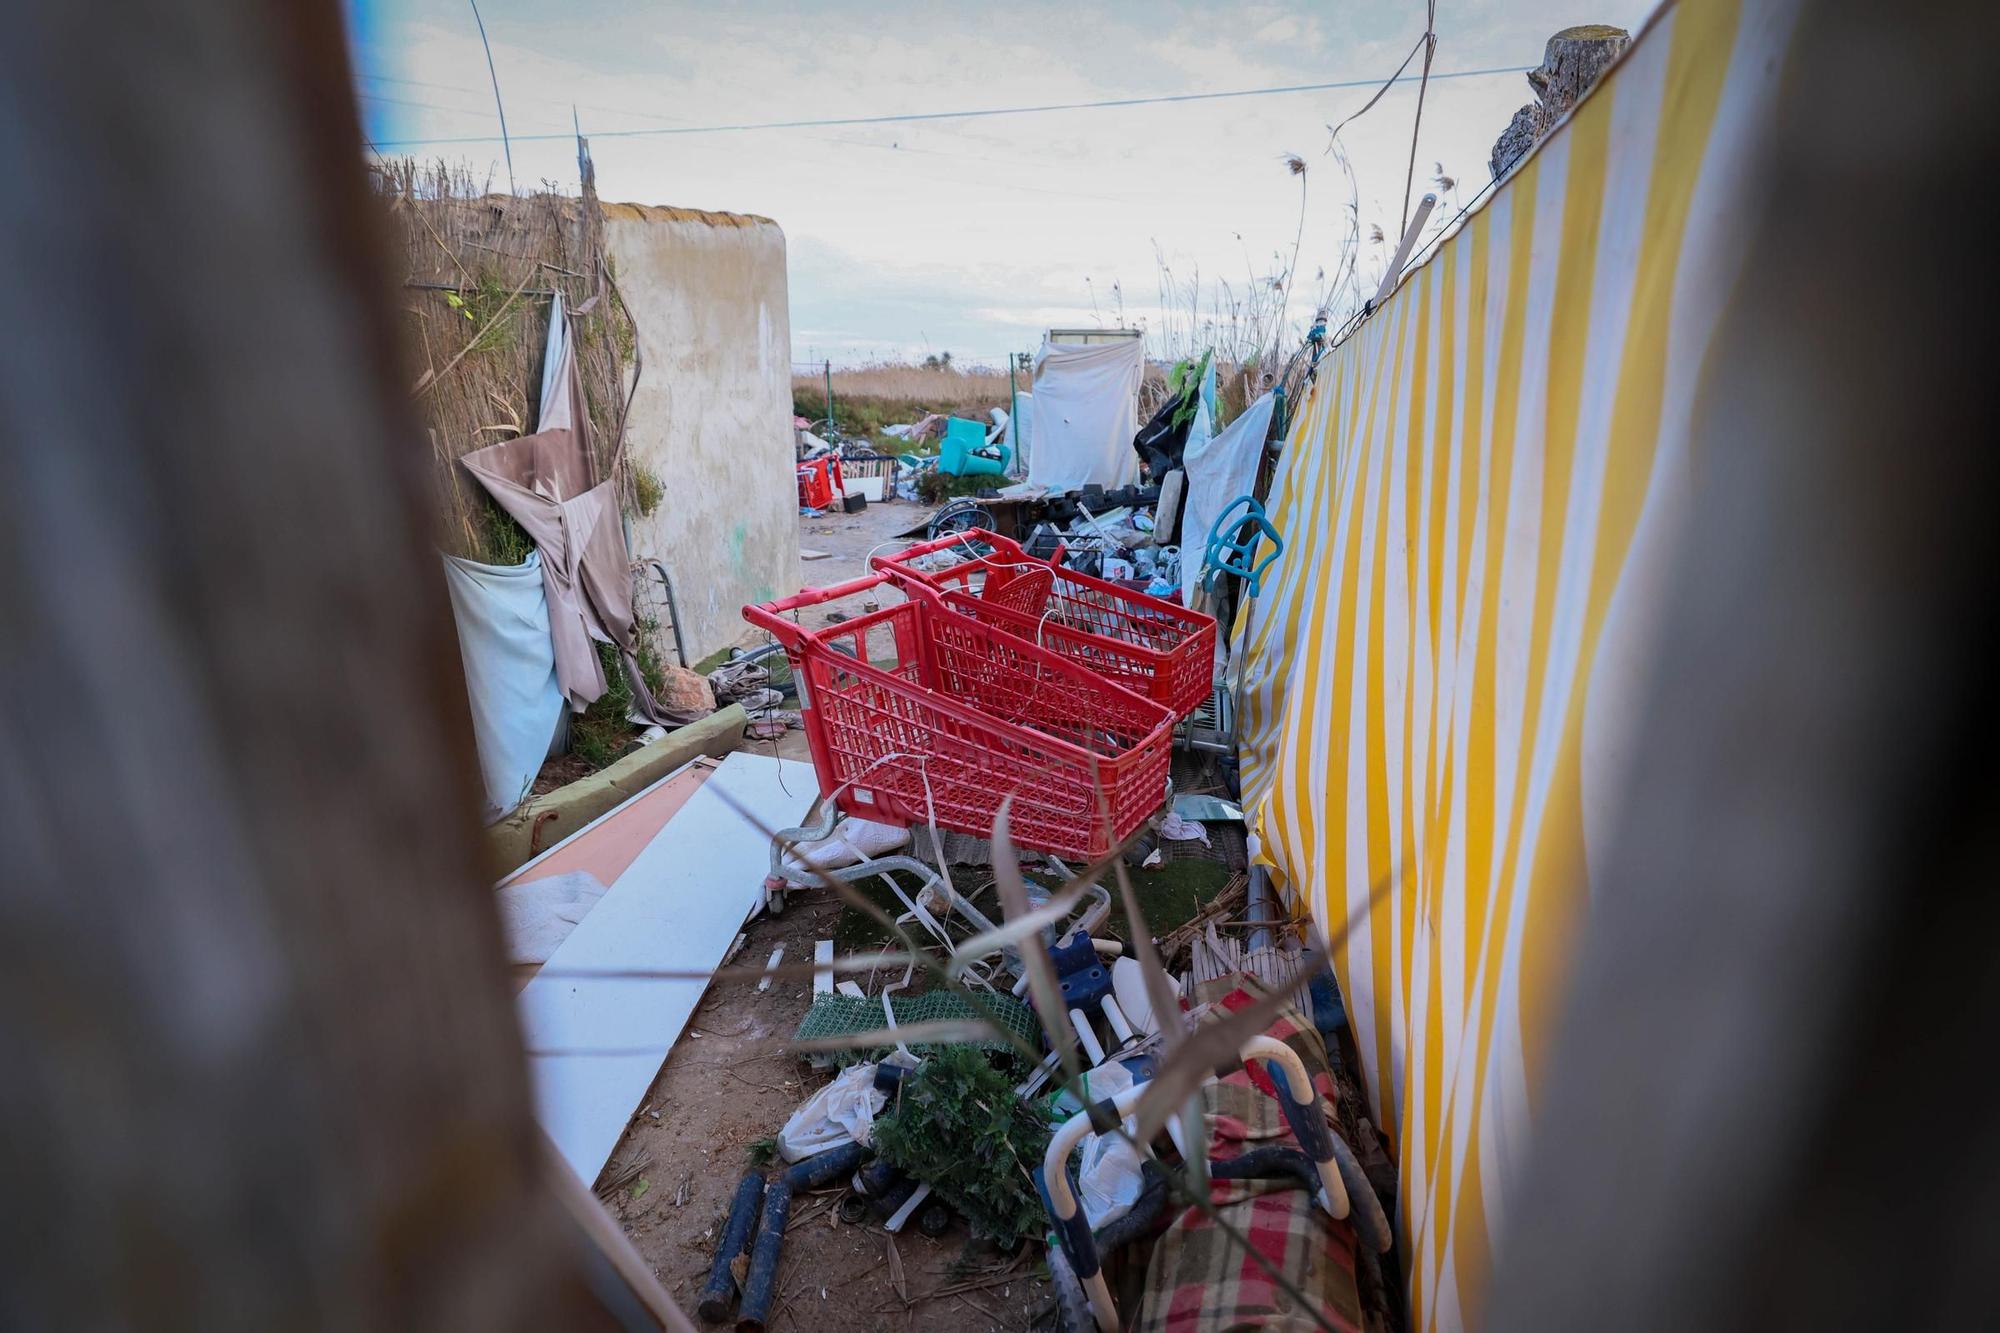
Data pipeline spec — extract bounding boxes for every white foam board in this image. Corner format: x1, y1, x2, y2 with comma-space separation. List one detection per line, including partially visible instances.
517, 751, 815, 1183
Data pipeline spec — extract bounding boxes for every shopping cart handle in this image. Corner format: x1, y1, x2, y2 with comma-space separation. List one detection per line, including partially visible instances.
876, 527, 1024, 565
754, 572, 887, 614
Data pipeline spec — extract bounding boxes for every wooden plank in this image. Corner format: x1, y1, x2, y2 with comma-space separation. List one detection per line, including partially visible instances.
757, 945, 785, 993
498, 757, 719, 889
813, 939, 835, 995
517, 752, 814, 1184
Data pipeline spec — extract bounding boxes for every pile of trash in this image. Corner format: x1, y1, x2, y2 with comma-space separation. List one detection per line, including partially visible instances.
686, 787, 1398, 1332
707, 657, 798, 740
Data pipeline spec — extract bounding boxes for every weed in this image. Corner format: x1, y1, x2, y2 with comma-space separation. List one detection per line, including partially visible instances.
568, 641, 638, 769
632, 614, 669, 696
792, 363, 1018, 447
871, 1045, 1054, 1248
479, 497, 536, 566
630, 463, 664, 517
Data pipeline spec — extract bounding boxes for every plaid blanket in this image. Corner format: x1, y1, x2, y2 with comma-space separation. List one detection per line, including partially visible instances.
1136, 987, 1364, 1333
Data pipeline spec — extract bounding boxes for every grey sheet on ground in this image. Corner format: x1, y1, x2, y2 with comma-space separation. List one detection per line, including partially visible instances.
1173, 793, 1244, 822
496, 869, 608, 965
459, 293, 698, 728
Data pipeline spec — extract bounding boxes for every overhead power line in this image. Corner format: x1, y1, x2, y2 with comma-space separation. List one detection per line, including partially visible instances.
366, 64, 1532, 150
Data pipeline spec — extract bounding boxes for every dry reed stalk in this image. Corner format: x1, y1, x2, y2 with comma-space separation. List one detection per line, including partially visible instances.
370, 157, 636, 564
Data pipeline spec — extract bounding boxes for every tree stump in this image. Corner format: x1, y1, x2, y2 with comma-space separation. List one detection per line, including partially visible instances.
1489, 24, 1632, 179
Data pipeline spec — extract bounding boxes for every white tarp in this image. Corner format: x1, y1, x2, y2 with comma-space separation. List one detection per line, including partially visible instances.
1181, 383, 1276, 607
442, 550, 566, 821
1004, 392, 1034, 478
1028, 339, 1142, 492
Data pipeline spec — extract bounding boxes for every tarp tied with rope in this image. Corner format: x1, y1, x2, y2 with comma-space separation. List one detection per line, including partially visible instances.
1230, 1, 1804, 1328
461, 294, 700, 728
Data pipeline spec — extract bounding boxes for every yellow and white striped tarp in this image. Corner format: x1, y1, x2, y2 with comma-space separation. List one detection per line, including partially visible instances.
1233, 1, 1802, 1327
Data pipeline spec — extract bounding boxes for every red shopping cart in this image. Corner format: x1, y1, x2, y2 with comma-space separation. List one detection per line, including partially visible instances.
870, 530, 1217, 718
742, 573, 1173, 861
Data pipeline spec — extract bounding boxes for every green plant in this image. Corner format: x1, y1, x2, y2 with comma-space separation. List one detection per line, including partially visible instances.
870, 1046, 1053, 1248
1166, 349, 1215, 432
632, 615, 668, 696
479, 497, 536, 566
567, 641, 637, 769
630, 463, 664, 517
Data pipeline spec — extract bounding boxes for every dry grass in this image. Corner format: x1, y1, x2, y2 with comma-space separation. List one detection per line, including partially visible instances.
794, 363, 1019, 442
374, 158, 636, 562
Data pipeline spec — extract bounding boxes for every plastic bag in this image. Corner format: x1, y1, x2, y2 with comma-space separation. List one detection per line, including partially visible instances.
781, 817, 912, 875
1047, 1060, 1147, 1228
1078, 1128, 1145, 1229
777, 1062, 887, 1162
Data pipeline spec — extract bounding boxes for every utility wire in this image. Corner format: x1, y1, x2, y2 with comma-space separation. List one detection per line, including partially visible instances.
367, 64, 1531, 149
465, 0, 515, 192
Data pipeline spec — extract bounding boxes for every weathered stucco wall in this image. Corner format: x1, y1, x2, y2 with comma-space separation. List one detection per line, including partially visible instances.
602, 202, 797, 663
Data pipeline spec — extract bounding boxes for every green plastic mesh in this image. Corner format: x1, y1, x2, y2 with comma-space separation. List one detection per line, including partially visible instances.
793, 989, 1041, 1065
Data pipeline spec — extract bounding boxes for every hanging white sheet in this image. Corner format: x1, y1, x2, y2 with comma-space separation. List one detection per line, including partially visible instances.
1028, 339, 1142, 492
442, 550, 566, 821
1180, 386, 1276, 606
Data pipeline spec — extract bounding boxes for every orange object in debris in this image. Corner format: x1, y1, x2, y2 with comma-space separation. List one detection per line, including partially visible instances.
796, 455, 844, 511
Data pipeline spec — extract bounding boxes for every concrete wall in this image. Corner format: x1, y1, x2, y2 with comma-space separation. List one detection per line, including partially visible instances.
601, 203, 798, 664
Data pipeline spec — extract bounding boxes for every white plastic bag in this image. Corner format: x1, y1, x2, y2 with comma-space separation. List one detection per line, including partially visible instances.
777, 1062, 887, 1162
781, 817, 912, 875
1078, 1128, 1146, 1230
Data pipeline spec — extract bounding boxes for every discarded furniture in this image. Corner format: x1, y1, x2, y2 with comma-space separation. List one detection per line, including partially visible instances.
1039, 1030, 1379, 1332
762, 802, 1109, 991
938, 415, 1012, 477
515, 752, 816, 1183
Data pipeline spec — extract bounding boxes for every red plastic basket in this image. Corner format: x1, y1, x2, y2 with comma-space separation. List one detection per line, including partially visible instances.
870, 529, 1217, 719
743, 573, 1173, 861
796, 455, 844, 510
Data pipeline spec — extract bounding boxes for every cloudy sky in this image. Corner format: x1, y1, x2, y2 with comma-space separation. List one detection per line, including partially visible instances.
350, 0, 1655, 367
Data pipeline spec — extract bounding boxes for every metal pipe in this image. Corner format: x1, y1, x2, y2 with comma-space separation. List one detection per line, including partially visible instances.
644, 560, 690, 668
696, 1171, 765, 1323
735, 1142, 867, 1331
1246, 865, 1274, 952
1240, 1034, 1349, 1219
1373, 192, 1438, 307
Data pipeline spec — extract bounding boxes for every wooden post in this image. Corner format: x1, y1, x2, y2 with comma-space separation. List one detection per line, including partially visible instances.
0, 1, 672, 1327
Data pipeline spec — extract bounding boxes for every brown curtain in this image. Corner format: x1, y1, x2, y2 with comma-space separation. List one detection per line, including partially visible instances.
461, 301, 700, 726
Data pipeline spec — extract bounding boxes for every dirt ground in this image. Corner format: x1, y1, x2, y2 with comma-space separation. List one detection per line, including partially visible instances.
600, 497, 1055, 1331
758, 497, 927, 767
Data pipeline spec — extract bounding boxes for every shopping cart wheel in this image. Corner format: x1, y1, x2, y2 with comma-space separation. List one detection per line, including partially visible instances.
1046, 1245, 1096, 1333
926, 498, 987, 544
